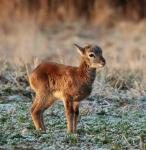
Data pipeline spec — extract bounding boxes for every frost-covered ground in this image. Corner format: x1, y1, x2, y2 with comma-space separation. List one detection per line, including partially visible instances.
0, 64, 145, 150
0, 22, 146, 149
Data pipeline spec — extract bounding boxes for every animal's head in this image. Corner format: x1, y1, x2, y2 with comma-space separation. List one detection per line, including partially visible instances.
74, 43, 106, 69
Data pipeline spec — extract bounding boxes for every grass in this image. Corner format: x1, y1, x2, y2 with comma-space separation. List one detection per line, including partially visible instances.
1, 100, 146, 149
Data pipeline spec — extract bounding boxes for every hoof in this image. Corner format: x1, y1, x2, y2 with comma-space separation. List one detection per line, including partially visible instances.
36, 128, 46, 134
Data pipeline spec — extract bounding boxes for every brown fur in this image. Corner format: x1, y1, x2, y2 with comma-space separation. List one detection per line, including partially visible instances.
29, 44, 106, 133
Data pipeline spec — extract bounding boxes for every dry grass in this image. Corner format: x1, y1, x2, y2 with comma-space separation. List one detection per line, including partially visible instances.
0, 0, 146, 26
1, 20, 146, 77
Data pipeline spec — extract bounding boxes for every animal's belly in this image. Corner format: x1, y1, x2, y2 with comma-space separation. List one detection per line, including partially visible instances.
53, 91, 64, 100
52, 86, 92, 101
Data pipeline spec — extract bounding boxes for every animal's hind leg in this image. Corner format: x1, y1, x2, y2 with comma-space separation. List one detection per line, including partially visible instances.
40, 97, 56, 131
31, 95, 48, 131
31, 95, 55, 132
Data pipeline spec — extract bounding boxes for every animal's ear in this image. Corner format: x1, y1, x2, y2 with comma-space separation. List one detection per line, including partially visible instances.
74, 43, 85, 55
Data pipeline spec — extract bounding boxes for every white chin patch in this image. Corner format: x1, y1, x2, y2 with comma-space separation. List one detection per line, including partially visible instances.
96, 64, 104, 72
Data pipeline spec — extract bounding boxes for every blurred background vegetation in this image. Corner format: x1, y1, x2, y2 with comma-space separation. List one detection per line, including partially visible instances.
1, 0, 146, 26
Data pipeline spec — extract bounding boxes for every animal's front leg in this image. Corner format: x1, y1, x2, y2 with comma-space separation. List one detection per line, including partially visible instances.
73, 101, 79, 133
64, 97, 74, 133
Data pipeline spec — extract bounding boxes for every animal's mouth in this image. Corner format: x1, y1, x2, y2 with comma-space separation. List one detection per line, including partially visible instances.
98, 61, 106, 68
91, 61, 106, 68
97, 64, 104, 69
99, 64, 104, 67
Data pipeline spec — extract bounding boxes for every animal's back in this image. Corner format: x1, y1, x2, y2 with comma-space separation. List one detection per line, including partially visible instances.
29, 62, 76, 93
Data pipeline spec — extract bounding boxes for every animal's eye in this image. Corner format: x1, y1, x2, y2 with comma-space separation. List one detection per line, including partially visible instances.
89, 54, 95, 58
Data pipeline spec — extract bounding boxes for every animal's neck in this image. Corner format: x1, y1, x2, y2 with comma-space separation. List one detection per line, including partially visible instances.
78, 59, 96, 84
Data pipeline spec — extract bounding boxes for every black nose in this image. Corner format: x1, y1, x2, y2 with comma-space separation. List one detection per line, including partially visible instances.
100, 57, 106, 66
